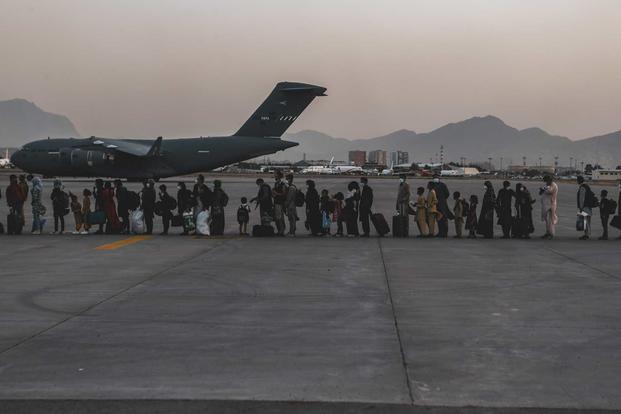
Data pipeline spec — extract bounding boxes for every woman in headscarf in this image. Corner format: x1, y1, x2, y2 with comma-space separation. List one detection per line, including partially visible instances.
539, 175, 558, 239
102, 181, 121, 233
30, 177, 46, 234
304, 179, 322, 236
477, 181, 496, 239
514, 183, 535, 239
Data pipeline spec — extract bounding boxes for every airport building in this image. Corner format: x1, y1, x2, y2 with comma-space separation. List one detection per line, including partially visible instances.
391, 151, 409, 166
591, 169, 621, 180
348, 150, 366, 166
368, 150, 387, 166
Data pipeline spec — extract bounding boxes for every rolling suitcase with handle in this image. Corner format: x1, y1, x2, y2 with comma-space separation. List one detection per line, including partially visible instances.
371, 213, 390, 236
392, 215, 409, 238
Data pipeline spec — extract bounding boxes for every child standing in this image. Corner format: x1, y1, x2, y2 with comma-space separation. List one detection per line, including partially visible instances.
237, 197, 251, 235
70, 193, 83, 234
332, 192, 345, 237
466, 194, 478, 238
81, 189, 92, 234
320, 189, 331, 235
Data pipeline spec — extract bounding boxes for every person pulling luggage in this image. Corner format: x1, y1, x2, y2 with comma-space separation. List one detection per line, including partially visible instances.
359, 177, 373, 237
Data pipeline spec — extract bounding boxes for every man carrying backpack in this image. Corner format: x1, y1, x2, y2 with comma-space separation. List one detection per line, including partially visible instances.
577, 175, 598, 240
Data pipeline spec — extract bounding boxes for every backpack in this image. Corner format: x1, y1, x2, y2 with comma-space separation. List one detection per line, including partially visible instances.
237, 205, 250, 223
295, 189, 305, 207
163, 194, 177, 211
59, 191, 70, 209
583, 185, 599, 208
606, 199, 618, 215
127, 191, 140, 210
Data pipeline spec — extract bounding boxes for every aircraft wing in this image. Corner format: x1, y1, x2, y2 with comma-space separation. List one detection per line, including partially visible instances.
76, 137, 162, 157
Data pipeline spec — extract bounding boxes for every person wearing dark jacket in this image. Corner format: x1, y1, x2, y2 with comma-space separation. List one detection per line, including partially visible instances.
514, 183, 535, 238
599, 189, 612, 240
359, 177, 373, 237
304, 180, 322, 236
251, 178, 273, 225
496, 180, 515, 238
6, 175, 23, 224
114, 180, 130, 234
345, 181, 360, 237
50, 179, 68, 234
93, 179, 105, 234
158, 184, 176, 235
432, 176, 452, 238
210, 180, 228, 236
272, 170, 287, 236
193, 174, 212, 219
477, 181, 496, 239
141, 180, 156, 235
177, 182, 194, 235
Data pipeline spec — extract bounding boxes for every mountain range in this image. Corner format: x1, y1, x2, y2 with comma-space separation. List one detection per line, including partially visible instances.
283, 116, 621, 168
0, 98, 619, 168
0, 99, 79, 147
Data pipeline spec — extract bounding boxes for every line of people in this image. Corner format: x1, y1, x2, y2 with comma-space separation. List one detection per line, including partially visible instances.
2, 172, 620, 239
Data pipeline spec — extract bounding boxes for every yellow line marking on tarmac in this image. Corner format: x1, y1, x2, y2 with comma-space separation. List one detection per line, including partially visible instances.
95, 236, 153, 251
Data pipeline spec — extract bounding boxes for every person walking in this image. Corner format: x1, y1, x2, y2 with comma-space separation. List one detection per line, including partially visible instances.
452, 191, 466, 238
514, 183, 535, 239
466, 194, 478, 238
396, 174, 411, 216
177, 182, 194, 235
345, 181, 360, 237
158, 184, 177, 235
6, 175, 22, 231
577, 175, 596, 240
284, 174, 298, 236
497, 180, 515, 239
50, 179, 68, 234
433, 175, 452, 238
599, 189, 613, 240
426, 182, 438, 236
272, 170, 287, 236
251, 178, 273, 225
18, 175, 29, 226
30, 177, 46, 234
539, 175, 558, 239
415, 187, 429, 237
305, 179, 322, 236
477, 181, 496, 239
193, 174, 212, 220
359, 177, 373, 237
103, 181, 121, 234
210, 180, 228, 236
141, 180, 156, 235
93, 179, 106, 234
114, 180, 130, 234
81, 189, 92, 234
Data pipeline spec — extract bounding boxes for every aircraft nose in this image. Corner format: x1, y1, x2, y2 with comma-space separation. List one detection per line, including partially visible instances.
10, 150, 23, 168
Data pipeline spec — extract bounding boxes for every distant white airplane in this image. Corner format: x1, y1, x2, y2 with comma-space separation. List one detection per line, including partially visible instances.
0, 149, 12, 168
301, 156, 362, 175
381, 162, 394, 176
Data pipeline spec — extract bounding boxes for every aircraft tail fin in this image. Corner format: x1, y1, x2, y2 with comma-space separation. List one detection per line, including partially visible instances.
234, 82, 326, 138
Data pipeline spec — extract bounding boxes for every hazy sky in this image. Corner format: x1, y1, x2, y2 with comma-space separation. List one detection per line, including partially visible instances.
1, 0, 620, 140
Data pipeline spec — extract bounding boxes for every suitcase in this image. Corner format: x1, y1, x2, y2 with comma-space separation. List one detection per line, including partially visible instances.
392, 215, 409, 238
87, 210, 106, 225
7, 210, 22, 235
611, 215, 621, 230
252, 224, 275, 237
371, 213, 390, 236
171, 214, 183, 227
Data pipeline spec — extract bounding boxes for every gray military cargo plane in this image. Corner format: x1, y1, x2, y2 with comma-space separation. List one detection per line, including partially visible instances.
11, 82, 326, 179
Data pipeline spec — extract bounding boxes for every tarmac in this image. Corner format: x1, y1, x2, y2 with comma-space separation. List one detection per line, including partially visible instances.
0, 175, 620, 413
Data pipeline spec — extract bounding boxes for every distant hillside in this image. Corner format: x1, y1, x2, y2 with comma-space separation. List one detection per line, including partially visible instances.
0, 99, 79, 147
284, 116, 621, 168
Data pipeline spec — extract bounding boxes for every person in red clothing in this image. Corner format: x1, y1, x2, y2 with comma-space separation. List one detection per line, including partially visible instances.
102, 181, 121, 233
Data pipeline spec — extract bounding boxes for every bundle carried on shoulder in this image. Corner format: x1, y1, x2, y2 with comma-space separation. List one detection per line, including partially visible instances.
130, 209, 146, 234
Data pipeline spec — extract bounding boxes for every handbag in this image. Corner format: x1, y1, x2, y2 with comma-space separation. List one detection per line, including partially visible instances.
171, 214, 183, 227
576, 215, 585, 232
87, 210, 106, 225
610, 215, 621, 230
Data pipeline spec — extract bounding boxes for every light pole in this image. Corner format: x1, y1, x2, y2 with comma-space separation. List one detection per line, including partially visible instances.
570, 157, 573, 171
500, 157, 504, 171
554, 156, 558, 174
488, 157, 493, 171
538, 156, 542, 167
522, 156, 527, 167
